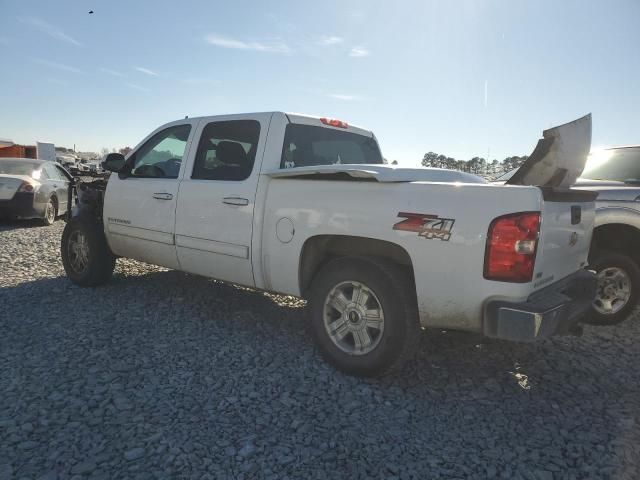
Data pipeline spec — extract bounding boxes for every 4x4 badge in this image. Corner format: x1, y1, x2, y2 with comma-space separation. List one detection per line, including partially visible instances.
393, 212, 455, 241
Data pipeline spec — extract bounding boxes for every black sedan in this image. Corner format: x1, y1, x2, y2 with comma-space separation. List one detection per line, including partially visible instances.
0, 158, 72, 225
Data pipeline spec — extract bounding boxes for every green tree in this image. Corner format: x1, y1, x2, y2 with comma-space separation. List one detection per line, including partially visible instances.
422, 151, 438, 168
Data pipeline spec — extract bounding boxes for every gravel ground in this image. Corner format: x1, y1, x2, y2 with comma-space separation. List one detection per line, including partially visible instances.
1, 220, 639, 480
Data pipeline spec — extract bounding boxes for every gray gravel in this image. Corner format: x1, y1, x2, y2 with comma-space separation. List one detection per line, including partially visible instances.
1, 220, 639, 479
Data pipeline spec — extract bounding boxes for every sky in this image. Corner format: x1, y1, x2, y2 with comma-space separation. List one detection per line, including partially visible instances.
0, 0, 638, 166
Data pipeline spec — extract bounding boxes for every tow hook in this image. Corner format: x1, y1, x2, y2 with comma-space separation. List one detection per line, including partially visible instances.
568, 324, 584, 337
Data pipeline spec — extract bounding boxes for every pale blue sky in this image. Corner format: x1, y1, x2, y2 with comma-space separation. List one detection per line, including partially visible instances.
0, 0, 638, 165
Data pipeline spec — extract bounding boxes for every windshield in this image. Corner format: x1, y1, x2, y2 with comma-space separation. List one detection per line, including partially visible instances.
0, 159, 40, 176
581, 148, 640, 182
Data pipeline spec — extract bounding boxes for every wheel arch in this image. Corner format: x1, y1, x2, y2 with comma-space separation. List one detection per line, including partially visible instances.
298, 234, 416, 297
591, 222, 640, 265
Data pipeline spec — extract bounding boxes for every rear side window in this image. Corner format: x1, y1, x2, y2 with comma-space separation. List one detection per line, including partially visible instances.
54, 165, 71, 180
44, 163, 65, 181
192, 120, 261, 181
42, 164, 56, 179
280, 124, 383, 168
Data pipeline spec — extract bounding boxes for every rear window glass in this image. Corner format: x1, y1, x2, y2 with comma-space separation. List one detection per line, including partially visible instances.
0, 160, 39, 176
280, 124, 383, 168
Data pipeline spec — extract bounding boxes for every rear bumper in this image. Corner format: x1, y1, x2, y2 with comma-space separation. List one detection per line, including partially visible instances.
484, 269, 597, 341
0, 193, 42, 219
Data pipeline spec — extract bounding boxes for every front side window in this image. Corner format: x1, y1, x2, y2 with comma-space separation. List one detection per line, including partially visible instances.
280, 124, 383, 168
192, 120, 261, 181
129, 124, 191, 178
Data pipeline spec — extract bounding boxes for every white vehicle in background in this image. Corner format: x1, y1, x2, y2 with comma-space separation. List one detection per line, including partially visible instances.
60, 112, 597, 376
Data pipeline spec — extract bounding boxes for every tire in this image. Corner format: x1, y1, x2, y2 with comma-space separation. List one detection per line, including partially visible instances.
307, 256, 420, 377
585, 251, 640, 326
40, 197, 57, 226
61, 216, 116, 286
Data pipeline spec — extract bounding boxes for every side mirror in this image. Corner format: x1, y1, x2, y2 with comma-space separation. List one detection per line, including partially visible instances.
102, 153, 126, 173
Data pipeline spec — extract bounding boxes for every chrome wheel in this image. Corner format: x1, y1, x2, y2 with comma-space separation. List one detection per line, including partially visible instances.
593, 267, 631, 315
45, 200, 55, 224
323, 281, 384, 355
67, 230, 89, 274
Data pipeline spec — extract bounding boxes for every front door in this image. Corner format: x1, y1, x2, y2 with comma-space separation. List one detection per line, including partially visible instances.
175, 115, 270, 286
103, 122, 196, 269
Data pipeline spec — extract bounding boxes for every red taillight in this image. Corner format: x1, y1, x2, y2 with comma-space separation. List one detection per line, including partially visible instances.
18, 182, 35, 193
320, 117, 348, 129
484, 212, 540, 283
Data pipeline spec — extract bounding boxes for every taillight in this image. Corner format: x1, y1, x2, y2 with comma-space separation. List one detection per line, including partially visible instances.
18, 182, 35, 193
484, 212, 540, 283
320, 117, 348, 129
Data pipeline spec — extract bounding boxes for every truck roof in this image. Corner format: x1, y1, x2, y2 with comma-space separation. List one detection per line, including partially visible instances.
174, 112, 374, 138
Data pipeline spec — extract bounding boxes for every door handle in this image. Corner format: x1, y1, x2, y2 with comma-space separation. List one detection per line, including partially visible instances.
152, 193, 173, 200
223, 197, 249, 206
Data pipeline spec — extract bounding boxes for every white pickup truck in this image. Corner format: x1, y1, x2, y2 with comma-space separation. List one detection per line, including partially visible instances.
61, 112, 598, 376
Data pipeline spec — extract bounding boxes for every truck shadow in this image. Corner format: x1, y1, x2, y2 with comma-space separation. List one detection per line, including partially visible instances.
1, 268, 637, 477
0, 218, 67, 231
0, 219, 47, 231
1, 267, 638, 392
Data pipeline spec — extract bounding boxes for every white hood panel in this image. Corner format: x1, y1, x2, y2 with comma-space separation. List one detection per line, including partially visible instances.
507, 114, 592, 189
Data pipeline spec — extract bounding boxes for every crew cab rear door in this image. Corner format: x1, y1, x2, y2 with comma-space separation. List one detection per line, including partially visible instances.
174, 113, 272, 287
103, 120, 198, 268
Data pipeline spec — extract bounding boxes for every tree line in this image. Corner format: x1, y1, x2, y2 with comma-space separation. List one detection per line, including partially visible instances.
420, 152, 528, 179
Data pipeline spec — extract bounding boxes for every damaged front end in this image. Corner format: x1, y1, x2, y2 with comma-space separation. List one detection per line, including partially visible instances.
66, 172, 109, 222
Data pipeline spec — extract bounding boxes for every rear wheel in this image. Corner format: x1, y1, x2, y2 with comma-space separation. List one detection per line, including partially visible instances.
41, 197, 57, 226
61, 217, 116, 286
308, 256, 420, 376
585, 251, 639, 325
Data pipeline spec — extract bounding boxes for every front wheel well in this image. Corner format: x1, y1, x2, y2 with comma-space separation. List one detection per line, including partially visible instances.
299, 235, 415, 297
591, 223, 640, 264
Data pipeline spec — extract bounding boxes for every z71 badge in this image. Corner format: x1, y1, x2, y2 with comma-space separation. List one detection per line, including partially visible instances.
393, 212, 455, 241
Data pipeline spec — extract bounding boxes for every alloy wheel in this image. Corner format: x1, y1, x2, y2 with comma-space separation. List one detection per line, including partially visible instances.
593, 267, 632, 315
323, 281, 385, 355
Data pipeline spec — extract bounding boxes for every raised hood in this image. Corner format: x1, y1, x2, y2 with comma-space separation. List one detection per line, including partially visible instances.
507, 114, 592, 189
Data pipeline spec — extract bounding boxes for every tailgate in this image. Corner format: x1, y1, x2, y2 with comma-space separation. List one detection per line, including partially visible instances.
533, 188, 597, 288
